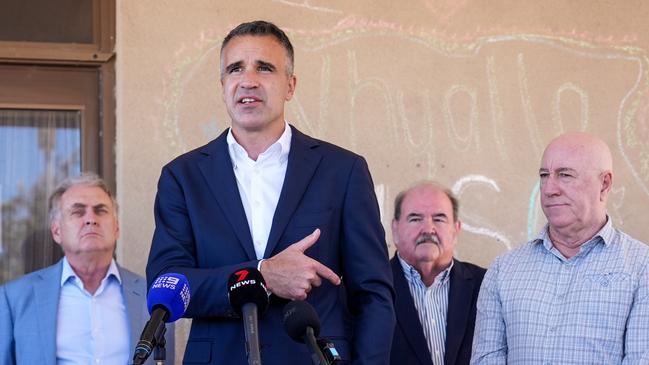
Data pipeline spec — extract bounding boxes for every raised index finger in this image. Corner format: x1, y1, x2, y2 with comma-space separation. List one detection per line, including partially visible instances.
291, 229, 321, 252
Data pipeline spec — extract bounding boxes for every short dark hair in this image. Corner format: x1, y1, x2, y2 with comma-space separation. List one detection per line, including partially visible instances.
49, 172, 117, 223
220, 20, 294, 75
393, 181, 459, 222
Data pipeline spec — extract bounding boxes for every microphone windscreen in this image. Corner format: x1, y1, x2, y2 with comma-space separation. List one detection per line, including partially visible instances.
227, 268, 269, 315
147, 273, 191, 322
282, 300, 321, 343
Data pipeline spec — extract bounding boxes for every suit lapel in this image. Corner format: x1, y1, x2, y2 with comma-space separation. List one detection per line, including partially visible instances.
34, 262, 63, 365
264, 127, 321, 258
391, 258, 433, 365
197, 131, 257, 260
444, 261, 474, 365
119, 266, 147, 360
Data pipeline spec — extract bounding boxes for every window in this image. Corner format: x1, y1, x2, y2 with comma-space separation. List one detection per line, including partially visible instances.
0, 109, 81, 280
0, 0, 115, 284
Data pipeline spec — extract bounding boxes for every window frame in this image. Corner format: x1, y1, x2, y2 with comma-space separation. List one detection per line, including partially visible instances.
0, 0, 115, 64
0, 0, 116, 192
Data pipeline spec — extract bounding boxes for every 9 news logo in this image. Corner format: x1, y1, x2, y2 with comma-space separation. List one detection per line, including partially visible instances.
151, 275, 180, 290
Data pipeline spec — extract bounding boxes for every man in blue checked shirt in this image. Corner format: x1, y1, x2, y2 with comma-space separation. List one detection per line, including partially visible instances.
471, 132, 649, 364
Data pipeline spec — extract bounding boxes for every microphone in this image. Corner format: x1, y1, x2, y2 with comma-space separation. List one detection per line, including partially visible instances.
282, 300, 329, 365
227, 268, 269, 365
133, 273, 190, 365
316, 338, 342, 364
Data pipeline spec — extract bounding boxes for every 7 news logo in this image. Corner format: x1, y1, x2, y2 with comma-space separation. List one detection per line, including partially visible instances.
234, 269, 249, 282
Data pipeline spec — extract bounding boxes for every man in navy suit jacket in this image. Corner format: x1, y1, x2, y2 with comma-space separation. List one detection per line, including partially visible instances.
146, 20, 395, 365
389, 182, 485, 365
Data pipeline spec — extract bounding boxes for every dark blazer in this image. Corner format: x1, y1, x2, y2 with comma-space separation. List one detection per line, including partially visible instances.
0, 259, 173, 365
390, 256, 485, 365
147, 126, 395, 365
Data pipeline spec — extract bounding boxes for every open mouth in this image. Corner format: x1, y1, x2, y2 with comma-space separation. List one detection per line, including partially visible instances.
238, 96, 261, 105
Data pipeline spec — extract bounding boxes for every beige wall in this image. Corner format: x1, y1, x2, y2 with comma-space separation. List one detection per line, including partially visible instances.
116, 0, 649, 360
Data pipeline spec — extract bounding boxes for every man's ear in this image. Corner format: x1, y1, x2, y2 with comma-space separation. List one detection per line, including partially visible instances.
391, 219, 399, 247
51, 220, 62, 245
285, 74, 297, 101
114, 214, 120, 241
600, 171, 613, 201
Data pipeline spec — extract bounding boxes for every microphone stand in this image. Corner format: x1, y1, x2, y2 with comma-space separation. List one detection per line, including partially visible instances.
305, 327, 329, 365
133, 334, 166, 365
154, 336, 166, 365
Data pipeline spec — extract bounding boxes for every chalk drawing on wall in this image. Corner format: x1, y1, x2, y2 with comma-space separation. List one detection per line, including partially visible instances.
158, 21, 649, 258
526, 181, 541, 241
270, 0, 342, 13
452, 174, 512, 250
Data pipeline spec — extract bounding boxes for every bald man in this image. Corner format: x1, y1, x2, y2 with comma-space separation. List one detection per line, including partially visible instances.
471, 132, 649, 364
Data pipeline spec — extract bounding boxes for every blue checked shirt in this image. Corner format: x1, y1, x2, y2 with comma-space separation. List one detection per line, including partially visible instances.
399, 255, 453, 365
471, 218, 649, 364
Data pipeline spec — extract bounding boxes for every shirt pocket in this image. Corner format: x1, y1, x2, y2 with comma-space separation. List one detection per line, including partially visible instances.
571, 272, 633, 350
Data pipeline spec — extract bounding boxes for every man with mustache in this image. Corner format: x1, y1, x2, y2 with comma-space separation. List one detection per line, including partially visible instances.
471, 132, 649, 364
390, 181, 485, 365
0, 173, 173, 364
146, 20, 395, 364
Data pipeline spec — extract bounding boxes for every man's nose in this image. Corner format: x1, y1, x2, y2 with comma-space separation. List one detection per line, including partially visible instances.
542, 175, 561, 196
422, 218, 436, 233
239, 69, 259, 88
84, 214, 98, 226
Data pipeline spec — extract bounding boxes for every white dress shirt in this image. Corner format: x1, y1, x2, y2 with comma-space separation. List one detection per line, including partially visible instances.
57, 257, 130, 365
227, 122, 291, 259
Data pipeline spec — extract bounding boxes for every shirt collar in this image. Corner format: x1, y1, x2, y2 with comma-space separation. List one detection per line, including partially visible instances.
60, 256, 122, 287
534, 215, 615, 251
226, 121, 292, 167
397, 252, 453, 287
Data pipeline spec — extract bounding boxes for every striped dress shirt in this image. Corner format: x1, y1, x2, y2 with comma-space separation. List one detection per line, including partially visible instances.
399, 255, 454, 365
471, 218, 649, 364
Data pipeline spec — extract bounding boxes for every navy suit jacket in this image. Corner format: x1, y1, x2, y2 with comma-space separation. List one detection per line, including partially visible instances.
390, 256, 485, 365
147, 126, 395, 365
0, 259, 174, 365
